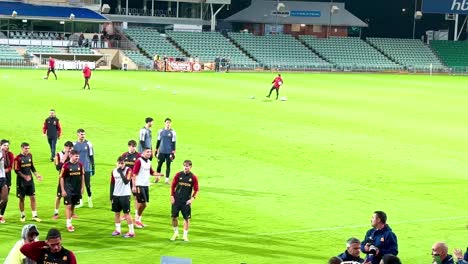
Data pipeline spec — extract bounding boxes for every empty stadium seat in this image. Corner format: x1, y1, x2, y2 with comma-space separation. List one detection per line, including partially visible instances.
367, 37, 447, 72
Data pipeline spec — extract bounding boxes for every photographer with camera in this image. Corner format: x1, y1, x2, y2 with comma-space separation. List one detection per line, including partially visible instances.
361, 211, 398, 264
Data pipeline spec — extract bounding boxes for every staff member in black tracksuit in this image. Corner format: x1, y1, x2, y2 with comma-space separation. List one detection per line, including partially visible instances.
42, 109, 62, 162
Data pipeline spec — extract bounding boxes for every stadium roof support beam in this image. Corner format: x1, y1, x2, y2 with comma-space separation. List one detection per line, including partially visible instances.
210, 3, 225, 31
454, 14, 468, 41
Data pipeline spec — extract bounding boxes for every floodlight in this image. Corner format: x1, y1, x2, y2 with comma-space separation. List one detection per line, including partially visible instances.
69, 13, 75, 20
277, 3, 285, 12
11, 10, 17, 18
331, 5, 339, 14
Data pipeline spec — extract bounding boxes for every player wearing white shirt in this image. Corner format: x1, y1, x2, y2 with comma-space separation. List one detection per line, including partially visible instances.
131, 148, 163, 228
110, 157, 134, 238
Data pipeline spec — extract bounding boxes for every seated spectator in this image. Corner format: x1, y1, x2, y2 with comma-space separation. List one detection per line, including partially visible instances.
328, 256, 343, 264
432, 242, 454, 264
379, 254, 401, 264
338, 237, 365, 263
453, 248, 468, 264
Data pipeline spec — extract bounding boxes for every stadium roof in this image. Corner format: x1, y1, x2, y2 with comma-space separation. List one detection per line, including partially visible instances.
225, 0, 367, 27
0, 1, 107, 22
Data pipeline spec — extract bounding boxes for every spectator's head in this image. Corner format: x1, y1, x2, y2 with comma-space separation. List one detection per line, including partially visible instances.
328, 256, 342, 264
371, 211, 387, 228
432, 242, 449, 261
22, 224, 39, 243
346, 237, 361, 257
379, 254, 401, 264
46, 228, 63, 253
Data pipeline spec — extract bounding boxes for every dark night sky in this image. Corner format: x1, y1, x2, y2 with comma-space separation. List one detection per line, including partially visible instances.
219, 0, 466, 40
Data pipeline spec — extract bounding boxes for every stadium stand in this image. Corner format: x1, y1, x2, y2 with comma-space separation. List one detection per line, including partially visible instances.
123, 27, 182, 58
299, 36, 403, 71
367, 38, 447, 72
228, 32, 331, 70
165, 31, 258, 69
123, 50, 153, 69
69, 47, 94, 54
430, 40, 468, 69
0, 44, 24, 63
26, 46, 63, 54
8, 31, 67, 40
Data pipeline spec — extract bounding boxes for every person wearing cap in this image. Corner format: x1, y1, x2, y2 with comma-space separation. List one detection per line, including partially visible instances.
4, 224, 39, 264
20, 228, 77, 264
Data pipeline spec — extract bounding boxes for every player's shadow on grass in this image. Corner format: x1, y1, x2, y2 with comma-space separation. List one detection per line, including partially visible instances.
262, 99, 274, 103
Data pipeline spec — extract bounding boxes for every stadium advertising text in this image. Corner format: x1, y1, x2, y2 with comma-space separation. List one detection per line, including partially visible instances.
422, 0, 468, 14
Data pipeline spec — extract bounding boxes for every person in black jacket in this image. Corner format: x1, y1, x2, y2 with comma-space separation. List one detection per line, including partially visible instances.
337, 237, 365, 263
42, 109, 62, 161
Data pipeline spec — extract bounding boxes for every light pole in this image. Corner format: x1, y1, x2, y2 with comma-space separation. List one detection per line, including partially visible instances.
328, 2, 339, 38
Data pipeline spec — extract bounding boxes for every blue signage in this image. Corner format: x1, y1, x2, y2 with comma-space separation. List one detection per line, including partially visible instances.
422, 0, 468, 14
290, 10, 321, 17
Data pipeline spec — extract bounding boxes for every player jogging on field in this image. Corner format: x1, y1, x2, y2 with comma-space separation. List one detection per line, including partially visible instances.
266, 74, 283, 100
82, 64, 91, 89
46, 56, 57, 80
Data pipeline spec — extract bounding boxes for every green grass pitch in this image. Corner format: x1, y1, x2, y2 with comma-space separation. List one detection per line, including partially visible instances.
0, 69, 467, 264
